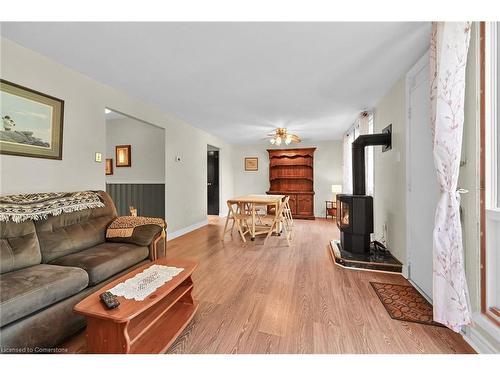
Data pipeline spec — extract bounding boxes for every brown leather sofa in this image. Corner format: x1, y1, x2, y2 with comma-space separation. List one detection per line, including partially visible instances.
0, 191, 165, 352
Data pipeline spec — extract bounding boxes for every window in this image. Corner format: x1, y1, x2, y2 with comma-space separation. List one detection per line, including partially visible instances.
483, 21, 499, 324
342, 130, 354, 194
342, 112, 374, 196
366, 113, 374, 196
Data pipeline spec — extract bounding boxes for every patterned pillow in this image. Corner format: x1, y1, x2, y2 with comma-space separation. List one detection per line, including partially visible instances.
106, 216, 165, 246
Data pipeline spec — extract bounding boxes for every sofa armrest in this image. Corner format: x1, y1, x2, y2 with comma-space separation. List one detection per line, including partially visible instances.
106, 217, 167, 259
149, 230, 167, 260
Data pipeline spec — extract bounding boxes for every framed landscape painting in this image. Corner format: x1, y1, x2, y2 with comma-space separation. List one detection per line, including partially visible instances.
0, 79, 64, 159
245, 157, 258, 171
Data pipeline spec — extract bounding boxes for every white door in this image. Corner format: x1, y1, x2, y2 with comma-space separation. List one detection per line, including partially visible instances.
406, 52, 439, 301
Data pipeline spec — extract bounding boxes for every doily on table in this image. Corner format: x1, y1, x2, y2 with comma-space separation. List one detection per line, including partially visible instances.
108, 265, 184, 301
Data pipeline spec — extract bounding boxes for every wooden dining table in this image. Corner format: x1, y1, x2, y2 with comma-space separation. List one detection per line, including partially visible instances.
226, 194, 285, 241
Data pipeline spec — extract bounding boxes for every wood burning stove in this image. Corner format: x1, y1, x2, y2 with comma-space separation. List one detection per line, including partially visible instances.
337, 125, 391, 254
336, 194, 373, 253
331, 125, 401, 272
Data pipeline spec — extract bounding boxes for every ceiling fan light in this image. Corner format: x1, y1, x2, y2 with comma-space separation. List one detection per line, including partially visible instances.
265, 128, 300, 146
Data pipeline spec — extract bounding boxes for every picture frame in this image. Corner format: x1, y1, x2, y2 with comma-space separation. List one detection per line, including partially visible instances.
115, 145, 131, 167
0, 79, 64, 159
105, 158, 113, 175
245, 157, 258, 171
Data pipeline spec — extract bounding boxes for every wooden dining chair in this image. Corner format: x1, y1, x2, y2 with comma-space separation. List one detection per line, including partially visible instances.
282, 196, 294, 229
222, 202, 251, 242
253, 204, 268, 224
263, 196, 292, 247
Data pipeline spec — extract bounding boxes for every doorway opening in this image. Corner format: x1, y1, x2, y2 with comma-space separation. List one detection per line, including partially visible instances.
207, 145, 220, 217
105, 108, 166, 219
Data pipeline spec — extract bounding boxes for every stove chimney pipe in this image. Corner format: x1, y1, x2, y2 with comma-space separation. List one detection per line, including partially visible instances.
352, 126, 392, 195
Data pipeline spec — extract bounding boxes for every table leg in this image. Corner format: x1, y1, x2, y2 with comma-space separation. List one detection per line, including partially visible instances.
235, 203, 247, 242
222, 201, 232, 240
276, 201, 281, 235
86, 318, 129, 353
251, 203, 256, 241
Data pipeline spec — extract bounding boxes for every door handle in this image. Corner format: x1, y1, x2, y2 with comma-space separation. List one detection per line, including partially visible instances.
207, 182, 212, 186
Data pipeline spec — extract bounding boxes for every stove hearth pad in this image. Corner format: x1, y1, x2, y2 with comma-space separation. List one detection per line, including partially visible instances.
329, 240, 402, 273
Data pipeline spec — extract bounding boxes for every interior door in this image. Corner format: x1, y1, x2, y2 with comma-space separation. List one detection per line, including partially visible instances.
407, 52, 439, 301
207, 150, 219, 215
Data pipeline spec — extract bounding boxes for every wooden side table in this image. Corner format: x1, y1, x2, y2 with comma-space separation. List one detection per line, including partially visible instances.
325, 200, 336, 219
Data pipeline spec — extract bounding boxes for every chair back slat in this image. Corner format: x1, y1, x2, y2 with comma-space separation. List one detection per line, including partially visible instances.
275, 196, 289, 220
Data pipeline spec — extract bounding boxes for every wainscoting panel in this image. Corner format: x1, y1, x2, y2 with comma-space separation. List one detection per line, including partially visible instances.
106, 183, 165, 219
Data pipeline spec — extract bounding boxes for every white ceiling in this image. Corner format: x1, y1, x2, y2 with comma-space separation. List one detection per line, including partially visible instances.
1, 22, 430, 144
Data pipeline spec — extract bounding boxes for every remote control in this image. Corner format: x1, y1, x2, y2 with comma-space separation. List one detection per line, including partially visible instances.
99, 291, 120, 309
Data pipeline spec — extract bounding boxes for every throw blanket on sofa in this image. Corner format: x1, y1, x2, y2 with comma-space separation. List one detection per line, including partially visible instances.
106, 215, 166, 238
0, 191, 105, 223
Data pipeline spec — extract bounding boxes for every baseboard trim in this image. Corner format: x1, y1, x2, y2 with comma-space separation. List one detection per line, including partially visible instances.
167, 219, 208, 240
461, 313, 500, 354
462, 328, 496, 354
401, 265, 409, 279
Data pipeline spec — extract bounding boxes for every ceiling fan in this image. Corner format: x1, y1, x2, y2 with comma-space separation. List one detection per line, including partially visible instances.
266, 128, 301, 145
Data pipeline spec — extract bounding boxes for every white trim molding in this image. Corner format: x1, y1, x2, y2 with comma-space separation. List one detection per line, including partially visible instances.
485, 21, 498, 209
462, 312, 500, 353
405, 49, 431, 300
401, 265, 409, 279
167, 219, 208, 240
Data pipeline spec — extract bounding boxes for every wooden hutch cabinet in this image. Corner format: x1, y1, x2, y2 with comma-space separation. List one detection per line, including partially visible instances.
267, 147, 316, 219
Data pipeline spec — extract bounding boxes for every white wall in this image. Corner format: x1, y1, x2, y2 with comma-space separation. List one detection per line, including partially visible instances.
231, 140, 343, 217
0, 38, 233, 233
105, 117, 165, 184
165, 122, 234, 227
373, 76, 407, 264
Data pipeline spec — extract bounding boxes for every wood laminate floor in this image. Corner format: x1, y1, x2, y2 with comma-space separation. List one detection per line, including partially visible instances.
64, 217, 475, 354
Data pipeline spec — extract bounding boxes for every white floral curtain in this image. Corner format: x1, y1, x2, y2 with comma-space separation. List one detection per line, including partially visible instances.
430, 21, 472, 332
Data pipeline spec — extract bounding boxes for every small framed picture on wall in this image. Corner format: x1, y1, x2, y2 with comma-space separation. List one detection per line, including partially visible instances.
105, 158, 113, 175
245, 157, 258, 171
115, 145, 131, 167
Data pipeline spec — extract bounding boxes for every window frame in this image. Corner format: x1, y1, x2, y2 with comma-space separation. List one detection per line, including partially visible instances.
481, 21, 500, 326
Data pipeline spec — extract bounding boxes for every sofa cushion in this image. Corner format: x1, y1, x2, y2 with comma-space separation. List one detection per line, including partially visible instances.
35, 191, 117, 263
49, 242, 149, 286
0, 260, 148, 351
0, 220, 41, 274
107, 223, 163, 246
0, 264, 88, 327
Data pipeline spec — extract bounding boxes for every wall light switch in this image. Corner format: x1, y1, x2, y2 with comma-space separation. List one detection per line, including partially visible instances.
95, 152, 102, 162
